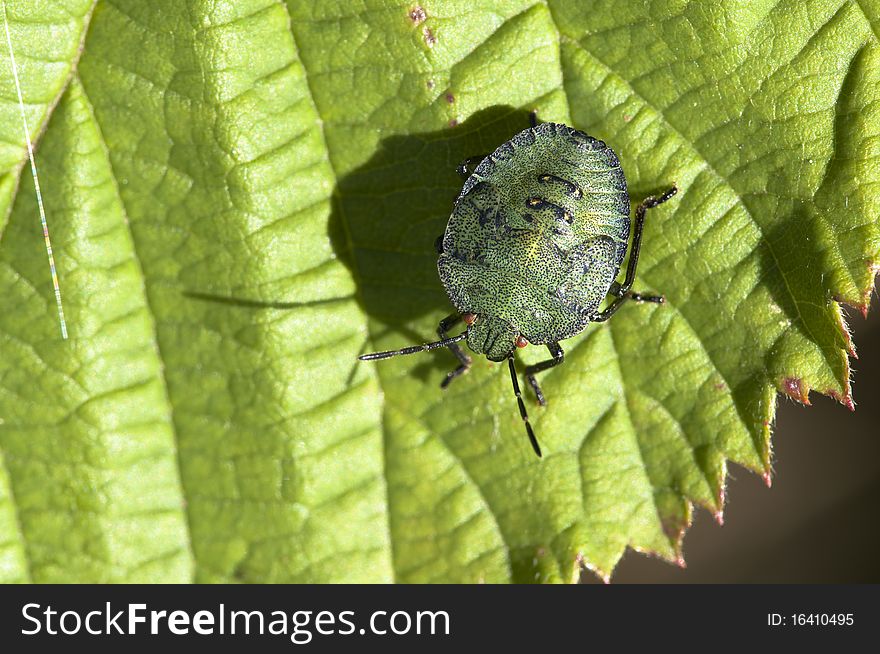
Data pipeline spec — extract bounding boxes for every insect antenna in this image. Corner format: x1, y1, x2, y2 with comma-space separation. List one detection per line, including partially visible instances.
508, 357, 542, 457
359, 332, 468, 361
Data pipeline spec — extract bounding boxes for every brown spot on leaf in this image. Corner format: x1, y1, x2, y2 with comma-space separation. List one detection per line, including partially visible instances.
423, 26, 436, 47
448, 118, 459, 127
781, 377, 811, 405
426, 79, 435, 90
409, 6, 426, 24
445, 92, 455, 104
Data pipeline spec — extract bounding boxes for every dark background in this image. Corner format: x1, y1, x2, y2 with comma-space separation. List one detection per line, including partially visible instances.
583, 297, 879, 583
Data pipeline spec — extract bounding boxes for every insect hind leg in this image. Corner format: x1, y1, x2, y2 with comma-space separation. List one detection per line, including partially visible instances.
608, 281, 664, 305
438, 313, 472, 389
626, 290, 665, 304
592, 185, 677, 322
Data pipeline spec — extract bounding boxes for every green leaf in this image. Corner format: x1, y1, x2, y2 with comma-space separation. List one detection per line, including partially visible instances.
0, 0, 877, 583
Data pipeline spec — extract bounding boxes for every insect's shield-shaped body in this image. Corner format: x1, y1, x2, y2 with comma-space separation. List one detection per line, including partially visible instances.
359, 118, 676, 457
438, 122, 630, 358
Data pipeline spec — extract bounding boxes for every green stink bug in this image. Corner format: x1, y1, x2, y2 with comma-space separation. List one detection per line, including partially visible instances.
360, 113, 677, 457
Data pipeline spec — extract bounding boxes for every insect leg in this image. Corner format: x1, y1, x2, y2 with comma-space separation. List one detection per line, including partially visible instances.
509, 357, 542, 458
592, 185, 677, 322
608, 281, 664, 304
627, 291, 665, 304
524, 342, 564, 406
438, 313, 472, 389
456, 155, 488, 179
529, 110, 538, 128
617, 184, 677, 296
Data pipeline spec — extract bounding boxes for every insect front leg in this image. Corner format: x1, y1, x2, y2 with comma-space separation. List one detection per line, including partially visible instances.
591, 185, 677, 322
525, 342, 564, 406
438, 313, 472, 389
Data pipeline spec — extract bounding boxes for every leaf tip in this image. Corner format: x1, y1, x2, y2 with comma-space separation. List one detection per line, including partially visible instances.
713, 482, 726, 526
715, 475, 726, 510
577, 553, 611, 584
853, 260, 880, 319
826, 388, 855, 412
762, 470, 773, 488
832, 303, 857, 359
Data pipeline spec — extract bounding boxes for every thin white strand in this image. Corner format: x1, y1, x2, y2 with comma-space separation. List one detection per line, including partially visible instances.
2, 1, 68, 339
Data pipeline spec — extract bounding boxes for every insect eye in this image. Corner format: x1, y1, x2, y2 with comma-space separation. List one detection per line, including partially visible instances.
515, 335, 528, 348
463, 313, 477, 326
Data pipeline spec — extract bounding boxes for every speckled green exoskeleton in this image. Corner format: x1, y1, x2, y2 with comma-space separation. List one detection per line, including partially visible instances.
360, 114, 677, 457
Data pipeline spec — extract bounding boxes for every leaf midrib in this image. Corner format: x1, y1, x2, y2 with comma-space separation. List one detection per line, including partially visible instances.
72, 76, 197, 581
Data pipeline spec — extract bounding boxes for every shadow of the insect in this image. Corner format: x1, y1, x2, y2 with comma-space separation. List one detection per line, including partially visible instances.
187, 105, 537, 379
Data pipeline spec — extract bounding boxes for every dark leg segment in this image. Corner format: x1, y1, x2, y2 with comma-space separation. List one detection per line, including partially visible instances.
438, 313, 472, 389
525, 342, 564, 406
608, 281, 664, 304
627, 291, 665, 304
529, 110, 538, 128
456, 155, 488, 179
591, 185, 678, 323
509, 358, 542, 458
